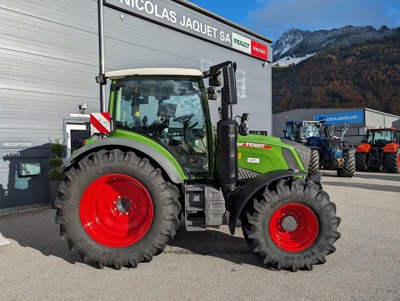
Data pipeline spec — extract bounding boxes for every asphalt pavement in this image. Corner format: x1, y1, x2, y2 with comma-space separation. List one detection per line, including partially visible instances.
0, 170, 399, 301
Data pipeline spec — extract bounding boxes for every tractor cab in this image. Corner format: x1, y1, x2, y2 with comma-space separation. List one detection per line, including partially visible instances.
108, 69, 211, 176
364, 128, 398, 146
284, 121, 321, 143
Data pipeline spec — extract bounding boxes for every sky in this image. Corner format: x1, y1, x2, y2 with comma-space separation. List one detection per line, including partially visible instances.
189, 0, 400, 42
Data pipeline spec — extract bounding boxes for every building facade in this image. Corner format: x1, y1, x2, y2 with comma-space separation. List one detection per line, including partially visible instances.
0, 0, 273, 211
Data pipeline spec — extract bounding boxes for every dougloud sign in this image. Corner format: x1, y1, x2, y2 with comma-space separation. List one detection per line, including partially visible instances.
104, 0, 270, 61
314, 111, 365, 124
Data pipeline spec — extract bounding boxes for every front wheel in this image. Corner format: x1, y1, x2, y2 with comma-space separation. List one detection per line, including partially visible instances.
241, 179, 341, 272
355, 153, 368, 171
308, 149, 320, 176
55, 149, 181, 269
337, 149, 356, 177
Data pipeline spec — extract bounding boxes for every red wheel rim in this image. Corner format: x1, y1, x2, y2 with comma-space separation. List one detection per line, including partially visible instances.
80, 174, 153, 248
269, 203, 319, 252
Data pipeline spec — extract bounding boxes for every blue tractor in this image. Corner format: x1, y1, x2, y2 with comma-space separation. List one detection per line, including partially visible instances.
284, 120, 356, 177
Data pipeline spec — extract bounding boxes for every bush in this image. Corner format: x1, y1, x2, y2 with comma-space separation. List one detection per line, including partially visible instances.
49, 157, 64, 168
50, 143, 65, 158
48, 138, 65, 181
48, 168, 65, 181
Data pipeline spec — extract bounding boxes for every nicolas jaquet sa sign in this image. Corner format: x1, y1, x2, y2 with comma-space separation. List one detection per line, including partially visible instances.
105, 0, 270, 61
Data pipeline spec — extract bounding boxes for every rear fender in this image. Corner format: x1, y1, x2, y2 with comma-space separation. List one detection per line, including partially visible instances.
356, 143, 371, 153
383, 143, 399, 153
228, 169, 306, 235
61, 138, 185, 184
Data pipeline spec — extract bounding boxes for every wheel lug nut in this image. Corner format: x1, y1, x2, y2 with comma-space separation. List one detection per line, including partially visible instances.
113, 208, 117, 211
113, 201, 116, 204
126, 213, 129, 216
118, 196, 121, 199
119, 213, 122, 216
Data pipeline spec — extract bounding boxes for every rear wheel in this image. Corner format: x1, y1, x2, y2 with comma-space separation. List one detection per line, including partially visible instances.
385, 149, 400, 173
355, 153, 368, 171
241, 179, 340, 272
337, 149, 356, 177
55, 149, 181, 269
308, 149, 320, 176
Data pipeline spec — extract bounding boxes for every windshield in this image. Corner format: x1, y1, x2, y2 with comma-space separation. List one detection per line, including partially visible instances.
114, 78, 209, 175
285, 124, 300, 141
327, 139, 342, 150
285, 122, 320, 142
301, 123, 320, 139
366, 130, 394, 145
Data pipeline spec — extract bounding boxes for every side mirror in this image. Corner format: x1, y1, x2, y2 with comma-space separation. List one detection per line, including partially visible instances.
239, 113, 250, 136
207, 87, 218, 100
241, 113, 250, 122
209, 71, 221, 87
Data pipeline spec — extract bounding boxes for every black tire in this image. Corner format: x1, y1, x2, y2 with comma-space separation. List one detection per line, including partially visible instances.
55, 149, 181, 269
385, 149, 400, 173
308, 149, 320, 176
355, 152, 368, 171
337, 149, 356, 177
241, 179, 341, 272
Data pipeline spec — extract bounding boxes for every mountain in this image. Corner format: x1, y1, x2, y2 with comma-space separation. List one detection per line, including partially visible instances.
273, 25, 398, 63
272, 27, 400, 115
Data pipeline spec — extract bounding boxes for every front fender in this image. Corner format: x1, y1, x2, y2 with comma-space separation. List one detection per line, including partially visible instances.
356, 143, 371, 153
228, 169, 306, 235
61, 138, 185, 184
383, 143, 399, 153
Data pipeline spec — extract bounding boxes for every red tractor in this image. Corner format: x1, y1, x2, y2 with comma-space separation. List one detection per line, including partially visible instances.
355, 128, 400, 173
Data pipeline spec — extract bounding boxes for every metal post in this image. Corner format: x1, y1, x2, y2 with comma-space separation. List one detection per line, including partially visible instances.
98, 0, 106, 112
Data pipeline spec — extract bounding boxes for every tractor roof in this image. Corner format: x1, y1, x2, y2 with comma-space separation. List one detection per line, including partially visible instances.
105, 68, 203, 79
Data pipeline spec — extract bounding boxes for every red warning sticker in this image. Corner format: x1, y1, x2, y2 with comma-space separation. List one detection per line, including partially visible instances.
90, 112, 111, 134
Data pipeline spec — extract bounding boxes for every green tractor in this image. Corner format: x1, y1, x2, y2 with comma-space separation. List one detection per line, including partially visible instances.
55, 62, 340, 271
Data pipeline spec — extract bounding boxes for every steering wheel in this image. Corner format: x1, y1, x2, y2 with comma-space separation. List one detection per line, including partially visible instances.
173, 114, 194, 124
173, 114, 199, 129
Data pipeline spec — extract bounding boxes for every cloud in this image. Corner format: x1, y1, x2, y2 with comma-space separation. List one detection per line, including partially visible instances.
247, 0, 400, 40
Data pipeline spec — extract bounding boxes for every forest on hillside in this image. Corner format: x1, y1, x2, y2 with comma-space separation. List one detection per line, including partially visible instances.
272, 30, 400, 115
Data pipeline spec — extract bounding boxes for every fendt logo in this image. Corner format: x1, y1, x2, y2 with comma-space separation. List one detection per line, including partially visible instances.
232, 32, 268, 61
232, 32, 251, 53
238, 142, 272, 150
233, 38, 250, 49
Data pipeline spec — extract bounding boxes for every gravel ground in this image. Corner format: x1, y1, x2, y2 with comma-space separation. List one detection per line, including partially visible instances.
0, 170, 399, 301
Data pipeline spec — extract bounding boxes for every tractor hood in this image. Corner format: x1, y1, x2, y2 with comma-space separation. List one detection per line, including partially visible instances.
237, 134, 311, 174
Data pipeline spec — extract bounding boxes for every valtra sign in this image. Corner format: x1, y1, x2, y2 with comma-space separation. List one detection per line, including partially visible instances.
104, 0, 271, 61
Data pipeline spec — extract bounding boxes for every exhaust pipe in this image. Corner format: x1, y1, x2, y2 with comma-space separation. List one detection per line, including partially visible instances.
217, 65, 238, 190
